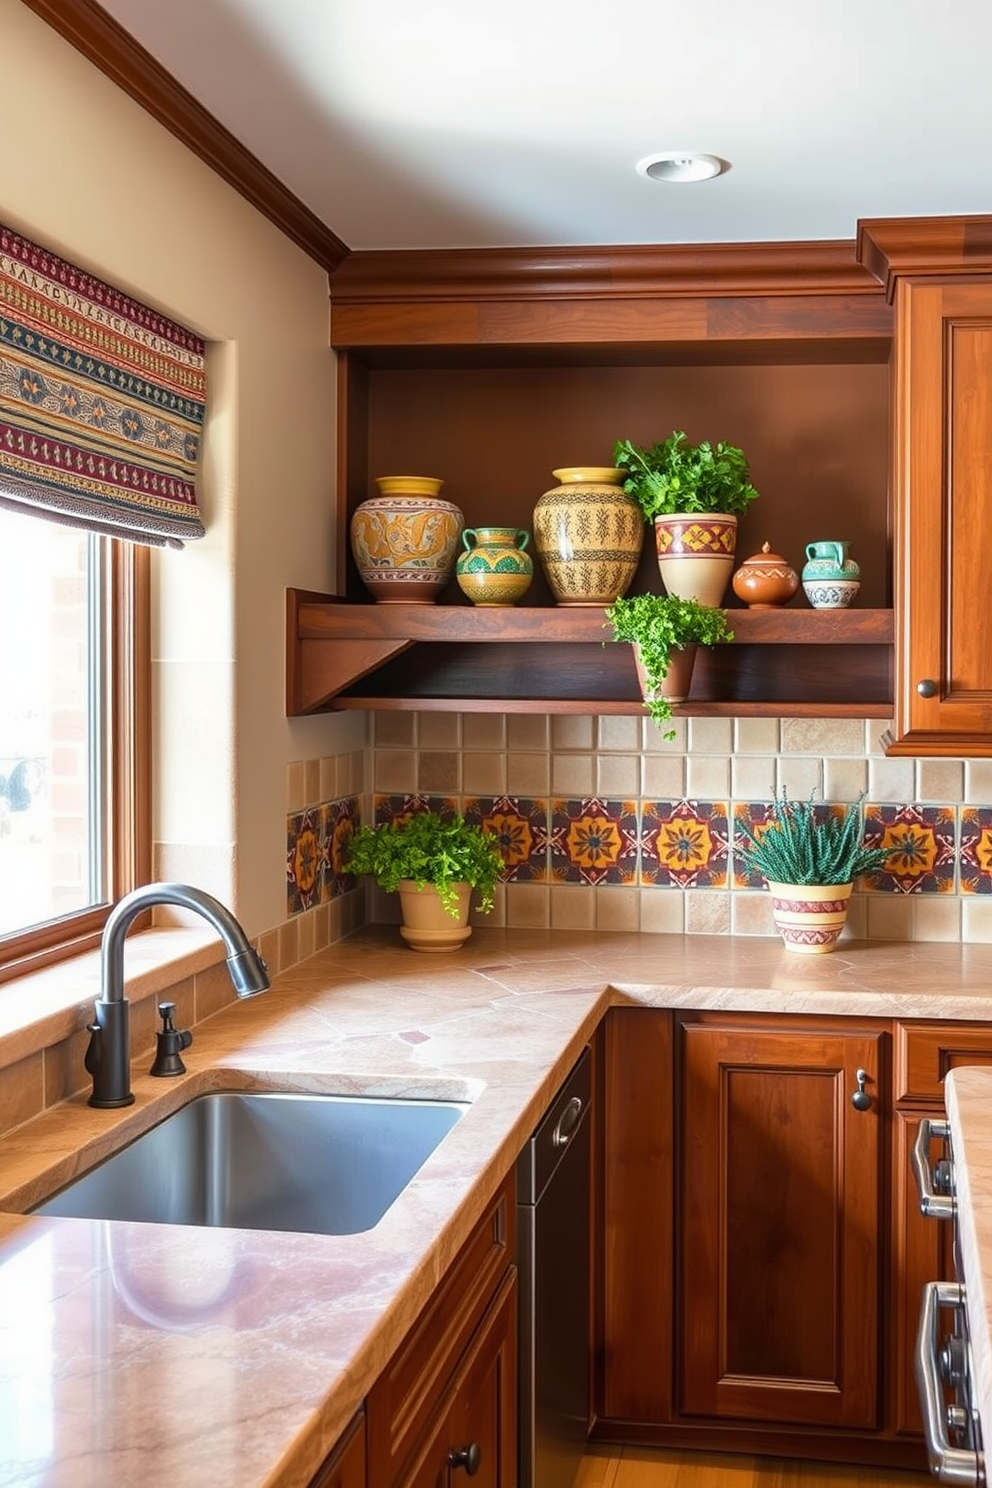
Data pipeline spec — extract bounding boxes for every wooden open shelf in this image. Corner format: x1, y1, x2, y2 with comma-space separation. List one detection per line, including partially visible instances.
286, 591, 894, 718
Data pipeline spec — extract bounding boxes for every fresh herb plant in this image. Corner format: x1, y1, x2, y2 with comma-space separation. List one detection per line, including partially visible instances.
737, 792, 891, 886
343, 809, 504, 917
613, 430, 761, 522
604, 592, 734, 736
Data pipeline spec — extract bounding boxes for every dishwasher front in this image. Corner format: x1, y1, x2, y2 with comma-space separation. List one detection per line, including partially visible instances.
516, 1046, 592, 1488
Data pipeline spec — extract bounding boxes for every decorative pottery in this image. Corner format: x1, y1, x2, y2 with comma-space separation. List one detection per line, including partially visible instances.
455, 526, 533, 607
654, 512, 738, 607
397, 880, 473, 953
532, 467, 643, 606
766, 880, 853, 954
633, 644, 697, 707
801, 540, 861, 610
350, 476, 464, 603
731, 541, 800, 608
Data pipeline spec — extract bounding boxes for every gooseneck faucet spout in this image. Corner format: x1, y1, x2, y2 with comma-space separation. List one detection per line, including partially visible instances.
85, 882, 270, 1109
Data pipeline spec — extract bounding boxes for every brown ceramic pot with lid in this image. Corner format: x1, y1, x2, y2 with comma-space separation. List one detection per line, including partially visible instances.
731, 541, 799, 608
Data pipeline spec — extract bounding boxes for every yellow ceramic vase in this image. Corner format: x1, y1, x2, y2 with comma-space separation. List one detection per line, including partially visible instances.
350, 476, 464, 603
532, 467, 643, 606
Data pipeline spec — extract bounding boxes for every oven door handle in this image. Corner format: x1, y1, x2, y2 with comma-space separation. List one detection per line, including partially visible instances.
912, 1118, 957, 1219
917, 1280, 984, 1486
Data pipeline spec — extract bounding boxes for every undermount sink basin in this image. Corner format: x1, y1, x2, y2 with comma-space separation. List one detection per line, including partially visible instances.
33, 1090, 468, 1235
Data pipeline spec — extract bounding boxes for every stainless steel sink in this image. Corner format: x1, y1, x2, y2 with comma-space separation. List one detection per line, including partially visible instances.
33, 1090, 468, 1235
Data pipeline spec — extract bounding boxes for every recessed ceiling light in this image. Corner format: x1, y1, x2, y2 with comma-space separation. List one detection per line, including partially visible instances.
636, 152, 730, 184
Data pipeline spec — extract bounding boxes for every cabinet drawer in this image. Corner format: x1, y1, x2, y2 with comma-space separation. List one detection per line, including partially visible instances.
368, 1173, 515, 1488
894, 1021, 992, 1104
308, 1410, 365, 1488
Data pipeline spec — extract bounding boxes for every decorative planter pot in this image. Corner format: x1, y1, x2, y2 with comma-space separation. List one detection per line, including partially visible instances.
455, 526, 533, 606
766, 880, 853, 954
801, 540, 861, 610
396, 880, 473, 953
350, 476, 464, 603
654, 513, 738, 607
532, 467, 643, 606
732, 541, 800, 608
633, 643, 697, 706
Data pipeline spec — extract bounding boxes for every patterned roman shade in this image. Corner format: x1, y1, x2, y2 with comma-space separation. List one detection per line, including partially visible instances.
0, 223, 205, 548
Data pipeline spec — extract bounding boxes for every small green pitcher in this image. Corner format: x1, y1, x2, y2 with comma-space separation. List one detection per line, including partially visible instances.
801, 541, 861, 608
455, 526, 533, 607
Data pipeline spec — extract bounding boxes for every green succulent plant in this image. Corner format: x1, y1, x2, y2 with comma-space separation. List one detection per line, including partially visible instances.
604, 592, 734, 737
737, 792, 892, 886
613, 429, 761, 521
342, 808, 504, 917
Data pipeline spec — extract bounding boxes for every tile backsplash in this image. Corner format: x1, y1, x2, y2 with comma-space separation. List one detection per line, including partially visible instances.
286, 712, 992, 947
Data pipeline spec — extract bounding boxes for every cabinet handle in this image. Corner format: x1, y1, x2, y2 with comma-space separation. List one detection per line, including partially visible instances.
448, 1442, 482, 1475
911, 1117, 957, 1219
552, 1095, 583, 1148
851, 1067, 872, 1111
917, 678, 939, 698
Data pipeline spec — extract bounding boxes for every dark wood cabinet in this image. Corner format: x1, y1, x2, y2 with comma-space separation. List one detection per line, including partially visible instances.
308, 1411, 366, 1488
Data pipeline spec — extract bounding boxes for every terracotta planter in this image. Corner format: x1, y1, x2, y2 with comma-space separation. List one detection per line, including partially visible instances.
654, 512, 737, 606
633, 644, 697, 706
766, 880, 853, 954
397, 880, 473, 953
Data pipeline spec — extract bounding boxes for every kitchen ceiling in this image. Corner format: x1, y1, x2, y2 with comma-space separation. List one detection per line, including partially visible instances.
93, 0, 992, 253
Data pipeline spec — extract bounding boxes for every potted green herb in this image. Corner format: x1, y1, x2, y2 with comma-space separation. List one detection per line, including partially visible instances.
612, 430, 761, 605
343, 809, 504, 952
604, 592, 734, 738
737, 792, 892, 954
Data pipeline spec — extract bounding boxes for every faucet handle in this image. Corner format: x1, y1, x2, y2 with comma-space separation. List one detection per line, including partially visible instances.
150, 1002, 193, 1078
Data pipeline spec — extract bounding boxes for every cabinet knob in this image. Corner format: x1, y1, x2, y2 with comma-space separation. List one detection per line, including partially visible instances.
448, 1442, 482, 1475
851, 1068, 872, 1112
917, 678, 938, 698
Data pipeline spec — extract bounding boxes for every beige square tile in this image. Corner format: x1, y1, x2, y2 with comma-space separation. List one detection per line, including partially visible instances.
552, 715, 595, 751
686, 890, 731, 934
374, 749, 418, 794
462, 714, 506, 751
552, 754, 596, 796
918, 758, 965, 804
687, 755, 730, 800
193, 961, 239, 1023
963, 898, 992, 944
913, 896, 963, 942
866, 719, 896, 756
776, 756, 823, 799
319, 755, 338, 804
305, 758, 320, 806
278, 917, 300, 974
286, 760, 306, 813
866, 894, 914, 942
598, 716, 641, 752
374, 713, 416, 748
508, 752, 551, 795
296, 907, 316, 963
868, 755, 916, 804
473, 884, 506, 928
418, 751, 461, 793
642, 754, 686, 800
550, 885, 595, 930
843, 892, 867, 941
257, 926, 282, 979
730, 890, 776, 937
823, 757, 869, 803
595, 887, 640, 932
781, 718, 866, 755
505, 882, 551, 929
965, 759, 992, 807
344, 749, 367, 796
641, 716, 686, 753
687, 718, 733, 754
507, 715, 550, 751
597, 754, 640, 796
463, 751, 508, 795
418, 712, 461, 749
731, 754, 776, 801
734, 718, 781, 754
639, 888, 685, 934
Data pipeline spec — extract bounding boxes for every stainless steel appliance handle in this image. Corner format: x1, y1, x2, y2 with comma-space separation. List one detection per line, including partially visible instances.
552, 1095, 583, 1149
912, 1118, 957, 1219
916, 1281, 983, 1486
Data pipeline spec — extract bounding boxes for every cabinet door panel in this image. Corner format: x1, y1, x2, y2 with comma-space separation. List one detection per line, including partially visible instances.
679, 1022, 883, 1429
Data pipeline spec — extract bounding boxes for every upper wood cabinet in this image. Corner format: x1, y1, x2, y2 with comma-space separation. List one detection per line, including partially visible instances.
858, 216, 992, 754
296, 241, 896, 719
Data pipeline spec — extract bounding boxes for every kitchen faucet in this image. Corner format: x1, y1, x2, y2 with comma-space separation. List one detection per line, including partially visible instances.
84, 882, 270, 1109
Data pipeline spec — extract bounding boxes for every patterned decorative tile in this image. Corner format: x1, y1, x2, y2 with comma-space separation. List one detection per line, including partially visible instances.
731, 801, 777, 889
549, 796, 638, 886
865, 802, 957, 895
463, 795, 549, 882
373, 793, 458, 825
322, 795, 360, 902
286, 807, 323, 914
642, 800, 730, 889
960, 808, 992, 894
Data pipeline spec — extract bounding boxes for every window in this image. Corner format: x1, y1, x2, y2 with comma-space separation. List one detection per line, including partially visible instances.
0, 507, 149, 982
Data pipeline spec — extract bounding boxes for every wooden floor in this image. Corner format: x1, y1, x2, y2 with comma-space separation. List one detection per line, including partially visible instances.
573, 1447, 932, 1488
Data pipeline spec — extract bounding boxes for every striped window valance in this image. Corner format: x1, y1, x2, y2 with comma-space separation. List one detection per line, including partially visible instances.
0, 223, 205, 548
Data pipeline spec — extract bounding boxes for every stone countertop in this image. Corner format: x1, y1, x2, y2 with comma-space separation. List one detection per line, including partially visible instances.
5, 927, 992, 1488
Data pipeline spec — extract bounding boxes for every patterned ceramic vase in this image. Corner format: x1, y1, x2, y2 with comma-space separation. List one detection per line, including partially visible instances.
455, 526, 533, 606
653, 513, 738, 607
766, 881, 853, 954
532, 467, 643, 606
350, 476, 464, 603
731, 541, 800, 608
801, 540, 861, 609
